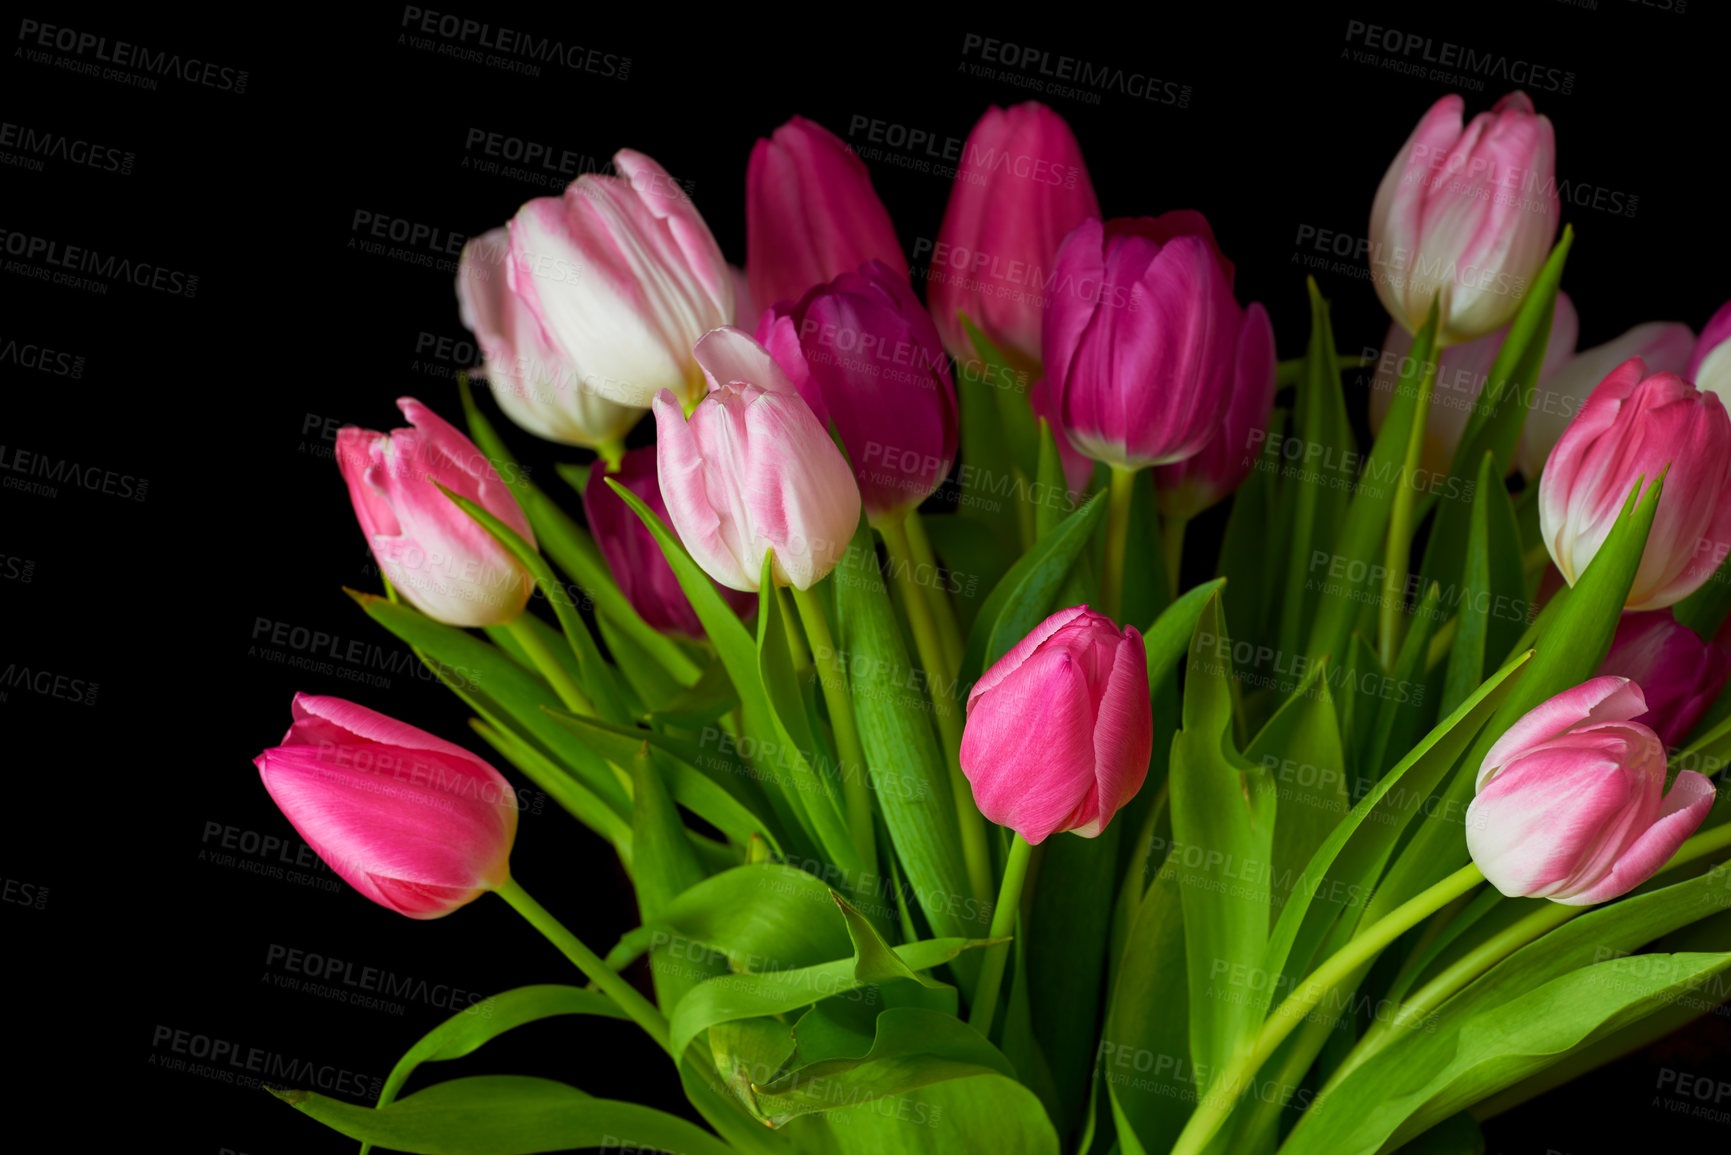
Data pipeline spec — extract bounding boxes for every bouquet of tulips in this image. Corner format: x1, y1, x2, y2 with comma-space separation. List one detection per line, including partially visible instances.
253, 94, 1731, 1154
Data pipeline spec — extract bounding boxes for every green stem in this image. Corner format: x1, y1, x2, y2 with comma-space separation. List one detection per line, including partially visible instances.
904, 510, 965, 674
776, 587, 810, 671
1378, 358, 1438, 668
881, 517, 994, 918
496, 878, 671, 1055
792, 584, 876, 871
597, 439, 626, 472
967, 834, 1035, 1038
1169, 862, 1485, 1155
505, 615, 594, 716
1101, 466, 1138, 622
1161, 513, 1187, 600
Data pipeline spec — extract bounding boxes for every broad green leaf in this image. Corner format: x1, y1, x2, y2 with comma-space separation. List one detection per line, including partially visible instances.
274, 1075, 733, 1155
1033, 419, 1071, 542
614, 864, 857, 974
346, 591, 628, 814
919, 510, 1013, 638
1218, 407, 1285, 650
1362, 583, 1441, 783
820, 1072, 1061, 1155
964, 317, 1040, 485
954, 313, 1025, 558
961, 488, 1109, 681
596, 612, 685, 715
710, 1016, 799, 1117
651, 657, 741, 729
1118, 466, 1170, 632
1102, 856, 1191, 1155
631, 742, 718, 1007
1440, 454, 1528, 716
1169, 592, 1277, 1075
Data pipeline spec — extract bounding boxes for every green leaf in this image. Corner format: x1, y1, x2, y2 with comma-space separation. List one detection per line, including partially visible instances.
274, 1075, 734, 1155
1032, 419, 1071, 543
1218, 408, 1284, 651
1143, 579, 1226, 692
919, 511, 1013, 638
1362, 582, 1441, 783
832, 509, 982, 942
954, 314, 1025, 558
469, 721, 632, 864
961, 488, 1109, 681
630, 741, 714, 1004
1102, 855, 1191, 1155
1169, 591, 1277, 1075
964, 316, 1040, 485
1440, 454, 1528, 716
1672, 550, 1731, 641
596, 612, 686, 716
820, 1072, 1061, 1155
651, 657, 741, 729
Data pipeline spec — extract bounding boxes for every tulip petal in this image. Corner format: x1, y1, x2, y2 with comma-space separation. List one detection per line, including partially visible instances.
1557, 770, 1716, 905
967, 605, 1090, 711
1068, 628, 1153, 837
1478, 676, 1645, 789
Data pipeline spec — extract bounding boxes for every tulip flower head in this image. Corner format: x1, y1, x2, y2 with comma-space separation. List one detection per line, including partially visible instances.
960, 606, 1153, 844
653, 327, 862, 592
747, 117, 906, 312
1467, 677, 1715, 905
1152, 301, 1278, 519
928, 102, 1100, 368
255, 694, 519, 918
1686, 299, 1731, 402
1538, 360, 1731, 610
757, 260, 957, 526
506, 149, 731, 412
1597, 611, 1730, 749
337, 398, 537, 628
1370, 92, 1558, 345
582, 446, 756, 638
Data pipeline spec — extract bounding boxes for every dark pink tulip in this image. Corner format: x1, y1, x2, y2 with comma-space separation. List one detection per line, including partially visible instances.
1538, 360, 1731, 610
1153, 302, 1278, 519
1598, 612, 1730, 749
927, 102, 1100, 367
756, 260, 957, 525
582, 447, 755, 639
254, 694, 519, 919
1467, 677, 1714, 905
746, 117, 906, 312
1043, 213, 1246, 471
960, 606, 1152, 845
337, 398, 537, 628
1686, 299, 1731, 400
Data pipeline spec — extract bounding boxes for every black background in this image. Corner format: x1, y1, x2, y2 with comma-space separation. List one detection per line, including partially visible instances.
5, 2, 1728, 1152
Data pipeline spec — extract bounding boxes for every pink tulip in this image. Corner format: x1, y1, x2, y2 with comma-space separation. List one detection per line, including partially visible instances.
927, 102, 1100, 368
1686, 299, 1731, 402
747, 117, 906, 312
457, 229, 643, 450
1043, 212, 1247, 471
1153, 302, 1278, 519
1370, 92, 1558, 345
1517, 318, 1693, 480
1367, 292, 1579, 480
960, 606, 1152, 844
1467, 677, 1715, 905
653, 327, 862, 592
337, 398, 537, 628
1598, 612, 1730, 749
507, 149, 731, 411
582, 446, 755, 638
756, 260, 957, 525
1538, 360, 1731, 610
254, 694, 520, 919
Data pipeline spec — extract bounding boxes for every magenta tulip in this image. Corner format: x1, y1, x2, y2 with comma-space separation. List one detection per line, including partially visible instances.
756, 260, 957, 525
1043, 212, 1248, 471
337, 398, 537, 628
960, 606, 1152, 844
1538, 360, 1731, 610
1367, 292, 1579, 480
254, 694, 520, 919
653, 327, 862, 592
1686, 299, 1731, 402
927, 102, 1100, 368
1516, 317, 1693, 480
507, 149, 731, 411
746, 117, 906, 312
1467, 677, 1715, 905
583, 447, 755, 638
457, 228, 643, 451
1598, 612, 1730, 749
1370, 92, 1558, 345
1153, 302, 1278, 519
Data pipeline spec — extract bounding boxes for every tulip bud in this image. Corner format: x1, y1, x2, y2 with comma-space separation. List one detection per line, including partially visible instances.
507, 149, 731, 411
1686, 299, 1731, 401
1516, 318, 1692, 480
1370, 92, 1558, 345
1467, 677, 1715, 905
457, 228, 644, 451
254, 694, 519, 918
1153, 302, 1278, 519
582, 446, 755, 638
1368, 292, 1578, 480
756, 261, 957, 525
747, 117, 906, 312
1538, 360, 1731, 610
928, 102, 1100, 367
960, 606, 1153, 844
653, 327, 862, 592
1044, 213, 1246, 471
1597, 612, 1730, 749
337, 398, 537, 628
